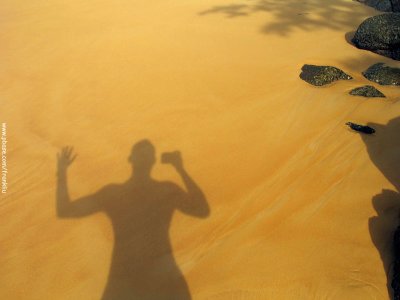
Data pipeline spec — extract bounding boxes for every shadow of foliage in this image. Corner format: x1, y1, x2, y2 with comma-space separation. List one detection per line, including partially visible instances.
199, 0, 374, 36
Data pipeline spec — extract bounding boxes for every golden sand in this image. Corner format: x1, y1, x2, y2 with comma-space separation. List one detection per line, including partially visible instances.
1, 0, 400, 299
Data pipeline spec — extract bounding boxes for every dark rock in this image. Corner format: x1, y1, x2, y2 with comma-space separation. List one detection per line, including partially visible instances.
349, 85, 386, 97
345, 122, 376, 134
393, 0, 400, 12
392, 225, 400, 300
300, 64, 353, 86
363, 63, 400, 85
356, 0, 393, 12
352, 13, 400, 60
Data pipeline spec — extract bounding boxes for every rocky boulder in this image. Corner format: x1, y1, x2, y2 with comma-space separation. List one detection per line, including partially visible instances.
300, 64, 352, 86
356, 0, 393, 12
363, 63, 400, 85
349, 85, 386, 97
352, 13, 400, 60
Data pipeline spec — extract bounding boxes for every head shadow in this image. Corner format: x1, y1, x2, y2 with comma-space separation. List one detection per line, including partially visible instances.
128, 139, 156, 180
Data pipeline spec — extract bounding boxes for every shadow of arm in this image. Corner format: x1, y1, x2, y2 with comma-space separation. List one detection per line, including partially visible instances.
56, 146, 104, 218
175, 167, 210, 218
56, 169, 103, 218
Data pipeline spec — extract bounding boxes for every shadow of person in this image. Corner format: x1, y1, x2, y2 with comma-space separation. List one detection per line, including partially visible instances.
56, 140, 210, 300
361, 118, 400, 192
361, 117, 400, 299
369, 190, 400, 299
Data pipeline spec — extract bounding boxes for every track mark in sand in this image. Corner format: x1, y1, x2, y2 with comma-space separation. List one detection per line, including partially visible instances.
294, 177, 346, 223
346, 274, 385, 299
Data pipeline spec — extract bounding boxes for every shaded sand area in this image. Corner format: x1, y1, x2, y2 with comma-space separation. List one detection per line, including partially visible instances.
1, 0, 400, 299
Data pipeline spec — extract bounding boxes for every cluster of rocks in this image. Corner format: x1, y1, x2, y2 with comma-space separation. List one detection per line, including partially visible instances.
299, 62, 400, 97
299, 12, 400, 93
299, 11, 400, 138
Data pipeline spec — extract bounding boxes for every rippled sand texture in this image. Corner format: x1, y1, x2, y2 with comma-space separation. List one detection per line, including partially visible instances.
1, 0, 400, 299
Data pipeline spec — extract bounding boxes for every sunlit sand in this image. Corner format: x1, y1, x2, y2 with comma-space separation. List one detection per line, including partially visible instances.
1, 0, 400, 299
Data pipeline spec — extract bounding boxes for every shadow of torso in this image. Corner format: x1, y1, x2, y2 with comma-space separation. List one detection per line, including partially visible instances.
89, 180, 191, 300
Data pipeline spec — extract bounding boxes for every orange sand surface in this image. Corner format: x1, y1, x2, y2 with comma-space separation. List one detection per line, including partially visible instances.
1, 0, 400, 299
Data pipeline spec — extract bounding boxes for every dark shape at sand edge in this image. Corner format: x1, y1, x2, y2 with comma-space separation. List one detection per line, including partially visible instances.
352, 13, 400, 61
300, 64, 353, 86
345, 122, 376, 134
363, 63, 400, 86
349, 85, 386, 98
